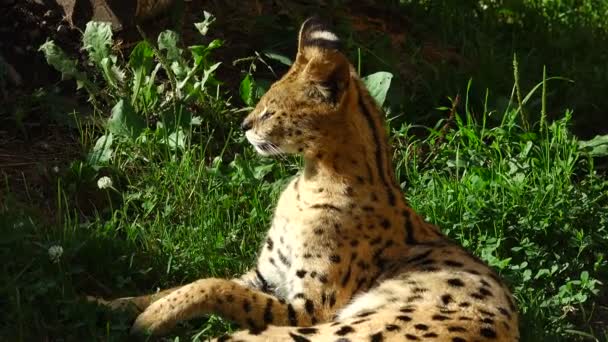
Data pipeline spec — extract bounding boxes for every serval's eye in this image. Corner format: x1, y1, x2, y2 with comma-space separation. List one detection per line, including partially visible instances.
260, 110, 274, 121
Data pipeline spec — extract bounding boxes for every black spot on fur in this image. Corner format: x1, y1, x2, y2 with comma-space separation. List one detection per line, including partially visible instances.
305, 299, 315, 314
406, 295, 423, 303
297, 327, 318, 335
459, 302, 471, 307
330, 254, 341, 263
405, 334, 420, 340
287, 304, 297, 325
470, 293, 485, 300
441, 294, 453, 305
423, 333, 439, 338
452, 338, 466, 342
263, 298, 274, 324
370, 332, 384, 342
339, 267, 352, 286
406, 250, 432, 264
296, 270, 307, 278
448, 326, 467, 332
432, 314, 450, 321
447, 278, 465, 287
357, 311, 376, 318
444, 260, 464, 267
277, 249, 290, 267
335, 326, 355, 336
440, 309, 458, 314
402, 210, 417, 244
329, 292, 337, 307
352, 318, 370, 325
289, 332, 311, 342
243, 300, 251, 312
397, 315, 412, 322
479, 287, 493, 297
480, 327, 497, 338
266, 238, 274, 251
255, 269, 269, 293
479, 309, 496, 317
412, 287, 428, 294
310, 203, 342, 212
414, 324, 429, 331
498, 307, 512, 319
380, 219, 391, 229
385, 324, 400, 331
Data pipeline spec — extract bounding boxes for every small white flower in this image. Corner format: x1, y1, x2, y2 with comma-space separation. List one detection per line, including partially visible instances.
48, 245, 63, 263
97, 176, 113, 189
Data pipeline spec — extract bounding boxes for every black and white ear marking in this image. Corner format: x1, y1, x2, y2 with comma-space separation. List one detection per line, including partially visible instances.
298, 16, 342, 51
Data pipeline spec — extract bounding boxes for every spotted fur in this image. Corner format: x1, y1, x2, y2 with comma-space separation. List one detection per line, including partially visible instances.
97, 16, 520, 341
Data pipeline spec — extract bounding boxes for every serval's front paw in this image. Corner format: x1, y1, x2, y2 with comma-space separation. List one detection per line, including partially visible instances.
130, 297, 177, 336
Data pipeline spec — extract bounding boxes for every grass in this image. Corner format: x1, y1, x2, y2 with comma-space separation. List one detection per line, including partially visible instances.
2, 1, 608, 341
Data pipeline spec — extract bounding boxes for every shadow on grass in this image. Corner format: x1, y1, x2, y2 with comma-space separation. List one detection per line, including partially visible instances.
0, 196, 166, 340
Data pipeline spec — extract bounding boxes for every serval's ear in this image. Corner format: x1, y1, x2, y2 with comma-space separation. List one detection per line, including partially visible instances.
296, 16, 350, 103
297, 16, 342, 56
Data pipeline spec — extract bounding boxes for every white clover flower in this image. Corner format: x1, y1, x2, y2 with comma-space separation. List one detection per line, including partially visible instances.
52, 166, 60, 173
97, 176, 113, 189
48, 245, 63, 263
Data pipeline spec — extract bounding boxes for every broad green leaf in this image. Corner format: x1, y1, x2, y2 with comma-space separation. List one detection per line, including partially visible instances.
129, 41, 154, 71
253, 163, 274, 180
87, 133, 113, 166
362, 71, 393, 107
239, 74, 254, 106
158, 30, 186, 78
254, 79, 272, 99
82, 22, 113, 65
200, 62, 221, 89
129, 41, 155, 103
190, 116, 202, 126
579, 134, 608, 157
38, 40, 92, 91
194, 11, 216, 36
190, 39, 223, 68
107, 99, 145, 139
100, 57, 125, 89
262, 51, 293, 66
167, 128, 186, 150
158, 30, 182, 62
